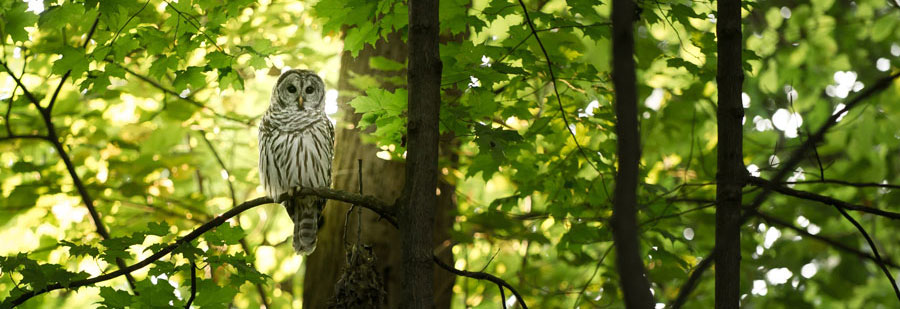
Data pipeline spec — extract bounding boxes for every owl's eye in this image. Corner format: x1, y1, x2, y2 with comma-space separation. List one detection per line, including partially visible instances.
305, 86, 315, 94
287, 85, 297, 93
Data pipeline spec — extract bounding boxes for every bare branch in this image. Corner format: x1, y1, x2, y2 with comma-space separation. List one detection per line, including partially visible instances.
5, 196, 270, 307
671, 71, 900, 302
184, 258, 197, 309
0, 60, 41, 108
668, 251, 715, 309
748, 71, 900, 211
7, 186, 528, 309
433, 256, 528, 309
831, 203, 900, 302
0, 134, 49, 143
780, 179, 900, 190
754, 211, 899, 269
749, 176, 900, 220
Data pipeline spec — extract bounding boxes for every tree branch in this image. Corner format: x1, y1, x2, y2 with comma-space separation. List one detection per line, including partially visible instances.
432, 256, 528, 309
197, 129, 268, 308
0, 134, 49, 143
749, 176, 900, 220
6, 186, 527, 308
668, 250, 715, 309
46, 15, 100, 112
0, 60, 41, 108
115, 64, 253, 126
671, 71, 900, 303
3, 54, 28, 136
754, 210, 899, 269
1, 13, 139, 292
515, 0, 611, 200
184, 258, 197, 309
780, 179, 900, 190
747, 71, 900, 212
4, 196, 270, 307
830, 202, 900, 302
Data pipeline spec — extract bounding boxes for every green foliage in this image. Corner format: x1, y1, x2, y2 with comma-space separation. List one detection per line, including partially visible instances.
2, 0, 900, 307
0, 0, 335, 307
313, 0, 900, 307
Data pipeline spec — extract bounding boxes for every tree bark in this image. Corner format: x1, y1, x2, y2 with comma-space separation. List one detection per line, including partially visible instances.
401, 0, 442, 306
610, 0, 655, 307
715, 0, 745, 307
302, 32, 454, 308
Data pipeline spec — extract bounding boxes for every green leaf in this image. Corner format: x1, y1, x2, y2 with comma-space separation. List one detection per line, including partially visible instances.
149, 56, 178, 79
39, 3, 86, 29
194, 279, 238, 308
172, 66, 208, 91
98, 286, 133, 309
343, 24, 378, 57
51, 46, 90, 80
1, 2, 38, 43
134, 278, 177, 307
147, 260, 176, 277
205, 224, 245, 246
666, 58, 701, 74
146, 221, 171, 236
60, 240, 100, 257
206, 51, 233, 69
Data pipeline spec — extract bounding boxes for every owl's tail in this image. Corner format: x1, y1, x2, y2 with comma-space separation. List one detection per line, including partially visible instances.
285, 196, 323, 255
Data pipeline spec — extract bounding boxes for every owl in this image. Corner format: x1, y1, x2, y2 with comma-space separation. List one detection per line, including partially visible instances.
259, 69, 334, 255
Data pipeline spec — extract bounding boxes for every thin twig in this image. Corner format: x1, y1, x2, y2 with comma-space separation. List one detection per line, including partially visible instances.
780, 179, 900, 190
185, 258, 197, 308
115, 64, 253, 126
514, 0, 611, 200
47, 15, 100, 112
198, 130, 236, 204
668, 250, 715, 309
499, 283, 508, 309
671, 72, 900, 303
754, 211, 899, 269
831, 204, 900, 302
749, 177, 900, 220
433, 256, 528, 309
198, 129, 268, 307
0, 60, 41, 107
162, 0, 224, 52
356, 159, 363, 243
7, 186, 527, 309
572, 244, 614, 308
3, 54, 28, 136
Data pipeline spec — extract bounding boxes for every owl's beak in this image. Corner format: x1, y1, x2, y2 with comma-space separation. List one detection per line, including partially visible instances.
297, 95, 304, 108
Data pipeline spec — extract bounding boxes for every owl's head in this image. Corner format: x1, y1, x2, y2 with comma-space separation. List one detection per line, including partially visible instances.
271, 69, 325, 112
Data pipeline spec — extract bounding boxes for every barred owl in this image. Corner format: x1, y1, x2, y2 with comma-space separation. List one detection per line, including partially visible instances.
259, 69, 334, 255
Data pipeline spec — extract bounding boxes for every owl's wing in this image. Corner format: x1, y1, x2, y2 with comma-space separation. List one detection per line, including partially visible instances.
259, 120, 334, 200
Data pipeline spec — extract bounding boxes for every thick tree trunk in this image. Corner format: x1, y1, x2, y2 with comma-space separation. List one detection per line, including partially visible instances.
610, 0, 655, 307
302, 32, 454, 308
715, 0, 744, 307
401, 0, 442, 306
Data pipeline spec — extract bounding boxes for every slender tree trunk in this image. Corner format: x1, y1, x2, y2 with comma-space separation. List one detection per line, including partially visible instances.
303, 32, 454, 308
401, 0, 441, 306
610, 0, 655, 307
715, 0, 745, 307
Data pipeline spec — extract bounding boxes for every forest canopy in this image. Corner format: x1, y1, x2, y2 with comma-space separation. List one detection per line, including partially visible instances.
2, 0, 900, 308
